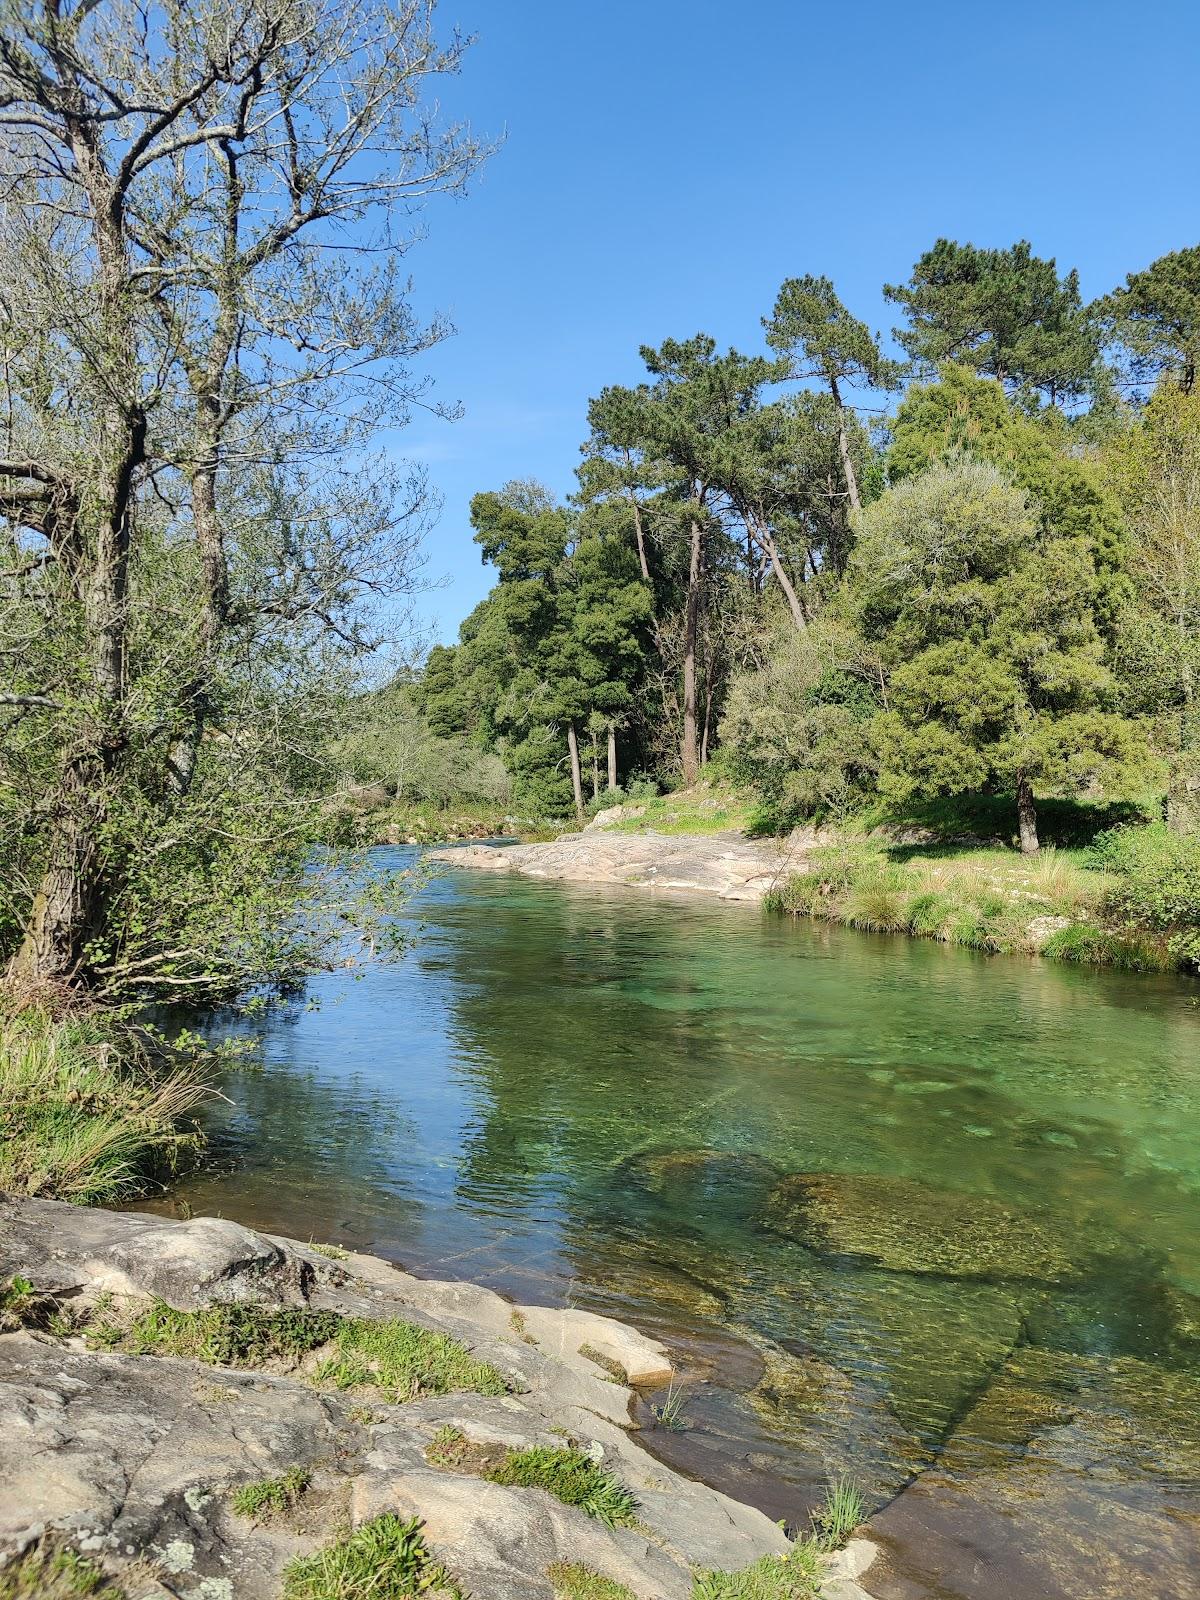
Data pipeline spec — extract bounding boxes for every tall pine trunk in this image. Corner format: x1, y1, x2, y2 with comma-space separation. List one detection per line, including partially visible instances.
1016, 771, 1040, 855
607, 725, 618, 791
681, 516, 703, 785
566, 722, 585, 823
828, 373, 861, 514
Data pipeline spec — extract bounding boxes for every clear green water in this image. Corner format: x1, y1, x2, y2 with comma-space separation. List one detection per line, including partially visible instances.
158, 849, 1200, 1598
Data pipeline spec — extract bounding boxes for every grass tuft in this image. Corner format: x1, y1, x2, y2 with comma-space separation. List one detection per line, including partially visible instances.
0, 1544, 123, 1598
101, 1301, 508, 1402
231, 1466, 311, 1520
547, 1563, 637, 1600
282, 1514, 463, 1600
809, 1476, 864, 1548
482, 1446, 638, 1528
0, 991, 207, 1205
691, 1543, 821, 1600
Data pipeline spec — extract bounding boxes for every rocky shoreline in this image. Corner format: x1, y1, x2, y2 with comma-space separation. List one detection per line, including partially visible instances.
0, 1197, 874, 1600
429, 829, 809, 904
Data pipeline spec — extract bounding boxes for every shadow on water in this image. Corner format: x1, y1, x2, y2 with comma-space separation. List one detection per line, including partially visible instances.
139, 848, 1200, 1599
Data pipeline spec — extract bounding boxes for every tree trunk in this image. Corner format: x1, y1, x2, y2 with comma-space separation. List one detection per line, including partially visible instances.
566, 722, 585, 823
681, 515, 703, 786
701, 679, 713, 768
11, 756, 105, 981
747, 513, 806, 631
828, 373, 861, 514
1016, 771, 1040, 855
607, 725, 618, 791
591, 731, 600, 801
627, 480, 651, 584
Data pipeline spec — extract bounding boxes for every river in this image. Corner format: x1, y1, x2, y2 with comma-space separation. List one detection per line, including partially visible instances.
149, 846, 1200, 1599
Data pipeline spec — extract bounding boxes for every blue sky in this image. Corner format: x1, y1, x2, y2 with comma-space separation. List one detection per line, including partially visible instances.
395, 0, 1200, 644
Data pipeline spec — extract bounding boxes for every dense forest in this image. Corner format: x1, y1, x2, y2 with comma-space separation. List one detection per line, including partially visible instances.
410, 242, 1200, 855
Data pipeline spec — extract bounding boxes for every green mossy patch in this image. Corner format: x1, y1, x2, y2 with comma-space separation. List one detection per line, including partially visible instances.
759, 1172, 1078, 1285
282, 1514, 463, 1600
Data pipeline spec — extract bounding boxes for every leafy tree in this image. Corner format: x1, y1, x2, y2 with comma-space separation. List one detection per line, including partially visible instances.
1102, 386, 1200, 830
0, 0, 485, 990
852, 459, 1149, 852
888, 364, 1126, 628
1095, 245, 1200, 394
885, 239, 1100, 405
764, 274, 902, 510
720, 618, 880, 827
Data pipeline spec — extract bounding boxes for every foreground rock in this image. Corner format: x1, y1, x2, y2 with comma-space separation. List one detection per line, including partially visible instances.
0, 1197, 873, 1599
430, 830, 809, 904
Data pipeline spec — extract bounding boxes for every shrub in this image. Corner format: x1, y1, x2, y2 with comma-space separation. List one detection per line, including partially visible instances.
1090, 824, 1200, 965
1042, 922, 1175, 972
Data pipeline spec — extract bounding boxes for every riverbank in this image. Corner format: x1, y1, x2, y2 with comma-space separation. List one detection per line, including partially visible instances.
0, 989, 209, 1206
0, 1197, 874, 1600
433, 792, 1200, 974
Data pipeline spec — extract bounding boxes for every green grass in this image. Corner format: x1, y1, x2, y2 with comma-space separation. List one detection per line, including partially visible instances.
0, 1545, 122, 1598
601, 781, 753, 838
310, 1241, 349, 1261
547, 1563, 638, 1600
282, 1514, 463, 1600
104, 1301, 508, 1401
0, 992, 206, 1204
231, 1466, 311, 1520
809, 1476, 864, 1549
482, 1446, 638, 1528
314, 1315, 508, 1402
650, 1381, 690, 1431
690, 1543, 821, 1600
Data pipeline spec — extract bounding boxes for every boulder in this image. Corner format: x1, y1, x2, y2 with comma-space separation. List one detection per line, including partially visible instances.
758, 1172, 1078, 1285
0, 1196, 311, 1309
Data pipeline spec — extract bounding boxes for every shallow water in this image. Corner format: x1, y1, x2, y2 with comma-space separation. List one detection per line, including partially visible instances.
152, 849, 1200, 1597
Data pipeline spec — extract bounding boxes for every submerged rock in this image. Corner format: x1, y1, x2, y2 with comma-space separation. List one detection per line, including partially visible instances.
758, 1172, 1079, 1285
864, 1347, 1200, 1600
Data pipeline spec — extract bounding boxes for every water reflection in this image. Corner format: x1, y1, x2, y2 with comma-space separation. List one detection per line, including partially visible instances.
146, 851, 1200, 1594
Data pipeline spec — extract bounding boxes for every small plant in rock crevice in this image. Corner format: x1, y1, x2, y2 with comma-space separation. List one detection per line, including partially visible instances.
809, 1475, 864, 1549
482, 1445, 638, 1528
547, 1562, 638, 1600
231, 1466, 311, 1521
281, 1514, 464, 1600
650, 1382, 690, 1431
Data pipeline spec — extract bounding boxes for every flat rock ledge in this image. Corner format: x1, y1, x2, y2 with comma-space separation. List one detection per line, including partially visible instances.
0, 1197, 875, 1600
430, 831, 811, 905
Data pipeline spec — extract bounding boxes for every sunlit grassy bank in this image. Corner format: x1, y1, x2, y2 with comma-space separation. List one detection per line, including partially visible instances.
0, 989, 207, 1204
764, 821, 1200, 973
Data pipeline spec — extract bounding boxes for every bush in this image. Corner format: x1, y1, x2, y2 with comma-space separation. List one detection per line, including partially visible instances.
1089, 824, 1200, 966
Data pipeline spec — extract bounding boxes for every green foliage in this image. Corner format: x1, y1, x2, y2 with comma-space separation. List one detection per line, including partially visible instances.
809, 1477, 865, 1548
1089, 824, 1200, 966
282, 1514, 463, 1600
231, 1466, 311, 1520
720, 621, 879, 830
0, 1546, 121, 1599
546, 1563, 637, 1600
109, 1300, 508, 1402
852, 454, 1151, 844
884, 238, 1100, 403
765, 274, 903, 393
482, 1446, 638, 1528
1095, 245, 1200, 392
124, 1303, 341, 1365
314, 1316, 508, 1403
0, 996, 206, 1204
1040, 922, 1175, 972
690, 1543, 821, 1600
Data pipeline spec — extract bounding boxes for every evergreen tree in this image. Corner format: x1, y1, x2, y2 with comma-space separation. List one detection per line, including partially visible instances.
852, 459, 1148, 851
764, 274, 902, 511
1095, 245, 1200, 394
885, 239, 1100, 405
